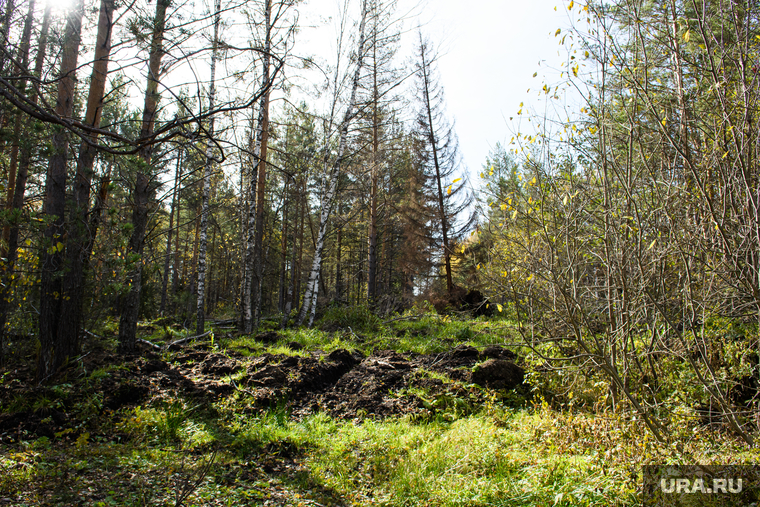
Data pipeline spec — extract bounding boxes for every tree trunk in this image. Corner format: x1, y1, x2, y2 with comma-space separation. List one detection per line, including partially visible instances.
3, 0, 36, 252
0, 0, 49, 360
295, 178, 305, 307
419, 42, 453, 294
242, 0, 271, 333
0, 0, 15, 82
119, 0, 170, 352
172, 171, 183, 307
279, 179, 289, 312
296, 0, 369, 326
195, 0, 221, 335
367, 26, 380, 305
57, 0, 116, 358
161, 150, 182, 314
37, 0, 85, 381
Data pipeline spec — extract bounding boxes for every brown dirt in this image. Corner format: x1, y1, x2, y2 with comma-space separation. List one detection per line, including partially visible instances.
0, 343, 525, 441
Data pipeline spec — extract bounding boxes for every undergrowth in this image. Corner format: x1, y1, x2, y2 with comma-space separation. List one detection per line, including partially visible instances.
1, 309, 758, 506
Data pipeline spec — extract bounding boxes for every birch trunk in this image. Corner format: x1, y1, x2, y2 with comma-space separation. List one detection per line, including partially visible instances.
37, 0, 85, 380
195, 0, 222, 335
278, 179, 289, 312
296, 0, 369, 327
161, 150, 182, 314
241, 0, 271, 333
119, 0, 170, 351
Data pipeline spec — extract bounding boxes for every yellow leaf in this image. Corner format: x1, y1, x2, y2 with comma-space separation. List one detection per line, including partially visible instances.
648, 239, 656, 250
555, 28, 561, 37
683, 30, 690, 42
500, 203, 507, 210
572, 64, 578, 77
568, 0, 574, 9
452, 178, 461, 183
533, 72, 538, 77
527, 274, 534, 282
447, 185, 452, 195
496, 304, 503, 313
563, 194, 569, 205
56, 242, 64, 252
511, 210, 518, 220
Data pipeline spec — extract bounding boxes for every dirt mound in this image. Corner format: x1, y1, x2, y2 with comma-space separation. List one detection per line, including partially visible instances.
0, 342, 526, 440
237, 347, 525, 419
471, 359, 524, 390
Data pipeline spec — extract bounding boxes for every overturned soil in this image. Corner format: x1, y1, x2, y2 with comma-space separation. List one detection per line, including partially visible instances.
0, 342, 525, 441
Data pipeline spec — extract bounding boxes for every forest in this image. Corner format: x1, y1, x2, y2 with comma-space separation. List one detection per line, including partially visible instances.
0, 0, 759, 505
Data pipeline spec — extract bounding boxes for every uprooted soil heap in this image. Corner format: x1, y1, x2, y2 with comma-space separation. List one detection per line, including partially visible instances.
0, 343, 525, 441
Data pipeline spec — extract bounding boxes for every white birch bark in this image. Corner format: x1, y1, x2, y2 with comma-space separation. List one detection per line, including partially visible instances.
296, 0, 369, 327
195, 0, 222, 335
241, 0, 271, 333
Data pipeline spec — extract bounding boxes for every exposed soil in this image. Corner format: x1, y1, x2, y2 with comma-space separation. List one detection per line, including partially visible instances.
0, 342, 525, 442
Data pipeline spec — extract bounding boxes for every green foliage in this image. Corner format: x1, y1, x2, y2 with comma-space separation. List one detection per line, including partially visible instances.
317, 304, 383, 333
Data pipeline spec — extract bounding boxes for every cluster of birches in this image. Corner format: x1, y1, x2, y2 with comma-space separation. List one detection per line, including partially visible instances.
0, 0, 473, 380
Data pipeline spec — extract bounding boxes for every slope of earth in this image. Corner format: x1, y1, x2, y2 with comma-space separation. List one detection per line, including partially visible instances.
0, 317, 749, 506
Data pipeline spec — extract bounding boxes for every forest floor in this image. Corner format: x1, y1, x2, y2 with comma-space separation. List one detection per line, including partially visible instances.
0, 311, 756, 506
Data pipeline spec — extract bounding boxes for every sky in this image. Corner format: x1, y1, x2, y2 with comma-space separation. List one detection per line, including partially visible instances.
409, 0, 571, 172
50, 0, 574, 181
296, 0, 574, 177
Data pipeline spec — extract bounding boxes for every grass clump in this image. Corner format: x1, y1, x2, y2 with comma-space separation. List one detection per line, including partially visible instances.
318, 304, 384, 334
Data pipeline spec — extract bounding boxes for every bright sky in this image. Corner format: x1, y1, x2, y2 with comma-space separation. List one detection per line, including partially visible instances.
416, 0, 571, 172
297, 0, 573, 176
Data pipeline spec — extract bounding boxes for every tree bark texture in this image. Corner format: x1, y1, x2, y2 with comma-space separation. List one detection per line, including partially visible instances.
57, 0, 116, 361
241, 0, 271, 333
161, 150, 182, 314
119, 0, 170, 351
296, 0, 369, 327
37, 0, 85, 381
195, 0, 222, 335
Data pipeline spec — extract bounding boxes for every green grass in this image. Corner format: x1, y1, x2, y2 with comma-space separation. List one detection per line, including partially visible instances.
2, 311, 758, 506
225, 313, 523, 359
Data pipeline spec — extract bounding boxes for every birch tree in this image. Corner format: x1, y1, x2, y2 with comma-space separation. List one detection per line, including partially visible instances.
196, 0, 222, 335
296, 0, 369, 327
241, 0, 272, 333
